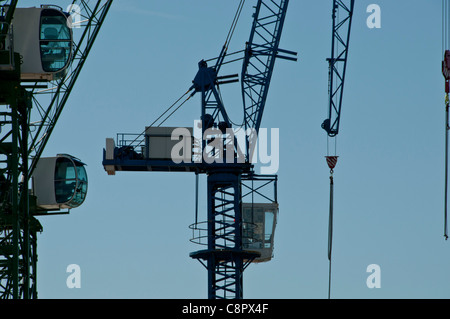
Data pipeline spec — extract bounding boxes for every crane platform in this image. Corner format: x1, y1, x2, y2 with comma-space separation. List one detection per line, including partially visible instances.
189, 249, 260, 262
102, 152, 252, 175
102, 134, 253, 175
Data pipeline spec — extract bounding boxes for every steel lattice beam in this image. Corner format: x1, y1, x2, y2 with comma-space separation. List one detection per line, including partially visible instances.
241, 0, 295, 160
322, 0, 354, 137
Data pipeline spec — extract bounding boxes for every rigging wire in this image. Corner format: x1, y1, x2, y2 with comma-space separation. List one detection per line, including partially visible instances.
443, 0, 450, 240
220, 0, 246, 129
445, 0, 450, 50
204, 49, 245, 64
128, 1, 247, 150
225, 0, 246, 50
128, 88, 193, 148
216, 80, 245, 128
326, 1, 344, 299
158, 94, 193, 127
205, 0, 247, 128
327, 172, 334, 299
326, 2, 338, 299
325, 157, 337, 299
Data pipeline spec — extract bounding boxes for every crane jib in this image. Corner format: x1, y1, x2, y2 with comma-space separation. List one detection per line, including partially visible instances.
322, 0, 355, 137
241, 0, 296, 160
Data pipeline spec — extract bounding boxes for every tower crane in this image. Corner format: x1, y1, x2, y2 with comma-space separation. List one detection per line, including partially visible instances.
0, 0, 112, 299
102, 0, 296, 299
322, 0, 354, 299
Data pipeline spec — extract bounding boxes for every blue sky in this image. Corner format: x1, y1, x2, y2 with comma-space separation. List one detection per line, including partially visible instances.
18, 0, 450, 298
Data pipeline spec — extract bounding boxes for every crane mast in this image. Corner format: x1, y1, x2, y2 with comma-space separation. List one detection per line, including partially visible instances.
191, 0, 294, 299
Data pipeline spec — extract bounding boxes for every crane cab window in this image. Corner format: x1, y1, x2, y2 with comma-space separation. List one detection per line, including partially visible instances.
54, 156, 87, 208
264, 211, 275, 248
72, 160, 88, 207
40, 9, 72, 72
242, 203, 278, 262
244, 208, 275, 249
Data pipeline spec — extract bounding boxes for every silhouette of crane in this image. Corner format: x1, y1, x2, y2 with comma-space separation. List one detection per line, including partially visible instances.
102, 0, 296, 299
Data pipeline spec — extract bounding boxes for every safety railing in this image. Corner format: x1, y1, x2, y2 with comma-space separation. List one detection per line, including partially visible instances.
116, 133, 144, 148
189, 220, 261, 249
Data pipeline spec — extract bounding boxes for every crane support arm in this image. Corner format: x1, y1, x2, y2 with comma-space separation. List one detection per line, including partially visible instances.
241, 0, 295, 137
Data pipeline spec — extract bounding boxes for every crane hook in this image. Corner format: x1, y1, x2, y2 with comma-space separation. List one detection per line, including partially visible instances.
326, 156, 338, 174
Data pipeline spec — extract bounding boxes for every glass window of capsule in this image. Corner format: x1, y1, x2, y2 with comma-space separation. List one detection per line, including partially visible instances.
54, 156, 87, 208
40, 9, 72, 72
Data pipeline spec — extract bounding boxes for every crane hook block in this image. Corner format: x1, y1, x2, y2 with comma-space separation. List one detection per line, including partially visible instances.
326, 156, 338, 171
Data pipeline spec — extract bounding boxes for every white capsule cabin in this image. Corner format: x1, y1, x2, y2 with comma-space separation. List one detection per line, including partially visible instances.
11, 5, 73, 81
242, 202, 278, 263
32, 154, 88, 211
